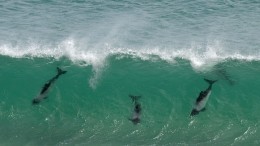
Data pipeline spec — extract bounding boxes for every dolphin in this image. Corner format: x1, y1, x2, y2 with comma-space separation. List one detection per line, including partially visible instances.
128, 95, 142, 125
32, 67, 67, 104
190, 79, 217, 116
213, 64, 235, 85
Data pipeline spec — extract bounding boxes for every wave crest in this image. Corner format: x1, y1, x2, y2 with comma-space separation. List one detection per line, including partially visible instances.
1, 39, 260, 70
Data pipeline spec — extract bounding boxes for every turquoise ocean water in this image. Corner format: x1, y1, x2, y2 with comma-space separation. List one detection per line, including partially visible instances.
1, 0, 260, 145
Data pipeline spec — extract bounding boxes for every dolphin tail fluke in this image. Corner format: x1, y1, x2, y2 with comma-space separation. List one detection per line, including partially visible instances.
204, 78, 217, 85
129, 95, 141, 102
57, 67, 67, 75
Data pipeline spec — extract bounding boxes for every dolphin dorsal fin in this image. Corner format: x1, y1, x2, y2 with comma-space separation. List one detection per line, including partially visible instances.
204, 78, 217, 85
57, 67, 67, 75
129, 95, 141, 102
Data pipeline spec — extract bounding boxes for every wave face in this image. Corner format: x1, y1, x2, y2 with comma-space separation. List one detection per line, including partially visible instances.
1, 56, 260, 145
1, 0, 260, 145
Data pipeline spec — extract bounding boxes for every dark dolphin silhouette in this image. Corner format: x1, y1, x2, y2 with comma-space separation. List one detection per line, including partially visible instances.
129, 95, 142, 124
32, 67, 67, 104
190, 79, 217, 116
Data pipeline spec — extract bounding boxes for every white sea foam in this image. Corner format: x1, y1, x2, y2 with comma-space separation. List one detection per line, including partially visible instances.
1, 38, 260, 76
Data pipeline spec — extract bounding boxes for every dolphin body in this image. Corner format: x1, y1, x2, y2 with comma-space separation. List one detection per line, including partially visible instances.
129, 95, 142, 125
32, 67, 67, 104
190, 79, 217, 116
